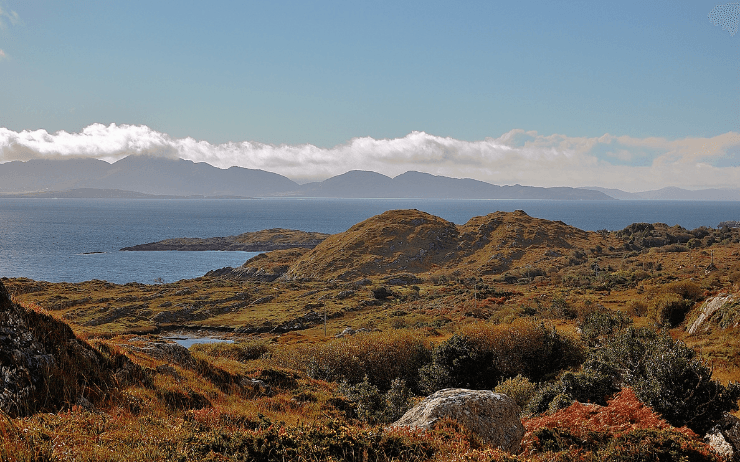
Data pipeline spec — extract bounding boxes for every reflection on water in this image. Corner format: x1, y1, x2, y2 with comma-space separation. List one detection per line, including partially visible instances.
165, 336, 234, 349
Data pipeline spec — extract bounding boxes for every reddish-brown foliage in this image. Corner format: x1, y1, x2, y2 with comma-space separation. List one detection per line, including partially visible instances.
523, 388, 696, 438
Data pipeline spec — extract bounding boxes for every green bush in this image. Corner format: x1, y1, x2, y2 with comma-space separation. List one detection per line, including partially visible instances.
524, 383, 562, 416
583, 328, 739, 433
578, 308, 632, 345
494, 375, 537, 411
650, 293, 693, 327
528, 328, 740, 434
418, 333, 496, 392
420, 321, 584, 394
339, 376, 414, 424
547, 393, 573, 414
558, 369, 615, 405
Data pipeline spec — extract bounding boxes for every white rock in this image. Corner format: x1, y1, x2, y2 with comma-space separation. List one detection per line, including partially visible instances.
391, 388, 524, 453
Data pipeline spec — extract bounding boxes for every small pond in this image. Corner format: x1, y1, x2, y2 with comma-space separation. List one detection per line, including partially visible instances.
165, 336, 234, 349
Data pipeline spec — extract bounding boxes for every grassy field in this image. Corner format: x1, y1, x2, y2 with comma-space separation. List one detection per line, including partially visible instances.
4, 210, 740, 460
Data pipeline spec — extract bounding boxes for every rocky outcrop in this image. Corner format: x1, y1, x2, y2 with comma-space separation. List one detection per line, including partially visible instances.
687, 294, 738, 334
0, 280, 143, 416
128, 338, 197, 369
705, 414, 740, 461
391, 388, 524, 452
122, 228, 329, 251
205, 265, 288, 282
206, 248, 310, 281
0, 281, 55, 416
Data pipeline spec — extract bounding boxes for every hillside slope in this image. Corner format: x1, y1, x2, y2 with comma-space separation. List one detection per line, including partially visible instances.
283, 209, 460, 280
283, 209, 608, 281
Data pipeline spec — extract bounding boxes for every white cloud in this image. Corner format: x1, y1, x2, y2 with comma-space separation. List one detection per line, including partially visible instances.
0, 49, 6, 60
1, 123, 740, 191
0, 6, 20, 29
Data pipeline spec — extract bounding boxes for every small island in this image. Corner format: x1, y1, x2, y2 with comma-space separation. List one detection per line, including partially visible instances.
120, 228, 331, 251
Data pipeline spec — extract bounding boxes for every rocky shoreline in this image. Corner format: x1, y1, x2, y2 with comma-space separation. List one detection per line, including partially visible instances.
120, 228, 330, 251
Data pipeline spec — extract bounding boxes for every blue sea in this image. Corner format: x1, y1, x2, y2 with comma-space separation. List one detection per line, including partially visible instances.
1, 198, 740, 284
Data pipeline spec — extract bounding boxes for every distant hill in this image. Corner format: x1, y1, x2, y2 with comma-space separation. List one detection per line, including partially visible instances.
297, 170, 613, 200
583, 186, 740, 201
0, 158, 112, 193
0, 156, 612, 200
0, 188, 249, 199
0, 156, 299, 197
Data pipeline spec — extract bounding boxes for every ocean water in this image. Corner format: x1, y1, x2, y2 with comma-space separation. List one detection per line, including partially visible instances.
1, 197, 740, 284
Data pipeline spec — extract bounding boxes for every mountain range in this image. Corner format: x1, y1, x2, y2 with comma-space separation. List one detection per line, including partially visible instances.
0, 155, 737, 200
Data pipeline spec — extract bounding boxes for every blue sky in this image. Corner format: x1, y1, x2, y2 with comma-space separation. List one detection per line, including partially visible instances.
1, 1, 740, 190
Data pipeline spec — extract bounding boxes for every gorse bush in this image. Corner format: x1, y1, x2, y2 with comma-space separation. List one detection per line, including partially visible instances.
420, 320, 584, 393
532, 327, 740, 434
650, 293, 694, 327
494, 375, 537, 412
339, 376, 415, 424
419, 334, 494, 393
662, 279, 703, 301
270, 330, 431, 392
577, 308, 632, 345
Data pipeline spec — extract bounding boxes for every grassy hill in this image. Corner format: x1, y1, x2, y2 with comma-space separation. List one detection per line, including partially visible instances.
284, 209, 605, 281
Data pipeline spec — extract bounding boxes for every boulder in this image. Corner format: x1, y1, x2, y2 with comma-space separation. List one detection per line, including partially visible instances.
687, 294, 736, 334
706, 413, 740, 461
391, 388, 524, 452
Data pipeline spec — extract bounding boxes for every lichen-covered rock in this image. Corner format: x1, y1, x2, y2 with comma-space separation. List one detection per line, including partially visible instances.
687, 294, 737, 334
391, 388, 524, 452
706, 413, 740, 461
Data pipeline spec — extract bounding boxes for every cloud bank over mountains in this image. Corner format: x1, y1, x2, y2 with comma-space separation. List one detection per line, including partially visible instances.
1, 124, 739, 192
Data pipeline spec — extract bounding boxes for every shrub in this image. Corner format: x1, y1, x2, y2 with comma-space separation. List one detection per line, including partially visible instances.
585, 328, 740, 434
650, 293, 693, 327
541, 294, 576, 319
657, 243, 688, 253
558, 369, 616, 405
578, 308, 632, 345
662, 279, 703, 301
339, 376, 415, 424
187, 419, 435, 461
420, 320, 584, 393
270, 330, 431, 392
730, 269, 740, 288
523, 389, 720, 461
527, 328, 740, 434
494, 375, 537, 411
191, 339, 271, 362
626, 300, 647, 317
567, 249, 588, 266
418, 333, 495, 392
